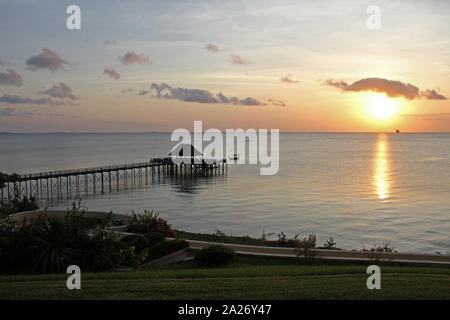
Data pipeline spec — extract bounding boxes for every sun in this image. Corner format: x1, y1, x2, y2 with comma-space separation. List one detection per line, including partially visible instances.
368, 94, 397, 119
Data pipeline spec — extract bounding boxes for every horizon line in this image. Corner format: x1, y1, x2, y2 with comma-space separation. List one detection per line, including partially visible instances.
1, 131, 449, 134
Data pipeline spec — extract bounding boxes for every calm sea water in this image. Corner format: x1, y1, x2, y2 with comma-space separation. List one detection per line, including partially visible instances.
0, 132, 449, 253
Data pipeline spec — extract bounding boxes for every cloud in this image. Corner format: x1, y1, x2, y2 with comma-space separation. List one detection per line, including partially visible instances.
0, 107, 39, 117
0, 107, 15, 116
205, 43, 218, 52
104, 68, 120, 80
148, 83, 264, 106
420, 89, 446, 100
230, 54, 250, 65
280, 74, 299, 84
268, 99, 287, 107
323, 77, 446, 100
239, 97, 262, 106
26, 48, 69, 71
0, 69, 23, 86
120, 51, 150, 65
0, 94, 68, 106
39, 83, 78, 100
0, 94, 51, 105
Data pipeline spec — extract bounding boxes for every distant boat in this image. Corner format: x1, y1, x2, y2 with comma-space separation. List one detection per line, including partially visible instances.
396, 129, 400, 133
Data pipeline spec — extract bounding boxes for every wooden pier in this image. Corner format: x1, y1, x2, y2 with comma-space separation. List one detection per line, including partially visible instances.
0, 157, 227, 201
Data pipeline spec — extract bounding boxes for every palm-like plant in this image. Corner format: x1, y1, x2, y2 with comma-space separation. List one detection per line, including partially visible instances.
30, 216, 81, 273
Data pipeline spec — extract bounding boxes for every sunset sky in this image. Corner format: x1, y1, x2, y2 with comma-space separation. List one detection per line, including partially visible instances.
0, 0, 449, 132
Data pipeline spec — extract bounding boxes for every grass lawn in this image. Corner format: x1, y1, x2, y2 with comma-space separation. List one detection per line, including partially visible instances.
0, 255, 449, 300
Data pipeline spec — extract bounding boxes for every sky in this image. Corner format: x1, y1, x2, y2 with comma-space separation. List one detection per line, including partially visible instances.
0, 0, 449, 132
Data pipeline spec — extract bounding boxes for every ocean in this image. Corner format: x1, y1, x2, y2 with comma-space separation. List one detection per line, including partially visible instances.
0, 132, 449, 253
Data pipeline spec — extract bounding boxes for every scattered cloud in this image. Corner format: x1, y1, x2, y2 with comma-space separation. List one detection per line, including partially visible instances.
420, 89, 446, 100
205, 43, 219, 52
0, 107, 15, 116
268, 99, 287, 107
323, 77, 446, 100
0, 107, 39, 117
0, 94, 51, 105
0, 94, 68, 106
0, 69, 23, 86
147, 83, 264, 106
230, 54, 250, 65
120, 51, 150, 65
26, 48, 69, 71
104, 68, 120, 80
39, 83, 78, 100
280, 74, 299, 84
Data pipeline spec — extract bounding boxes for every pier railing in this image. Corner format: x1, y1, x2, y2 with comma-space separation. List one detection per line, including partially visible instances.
1, 157, 227, 201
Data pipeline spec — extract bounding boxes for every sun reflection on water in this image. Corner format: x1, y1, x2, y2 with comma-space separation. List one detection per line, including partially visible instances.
374, 135, 390, 201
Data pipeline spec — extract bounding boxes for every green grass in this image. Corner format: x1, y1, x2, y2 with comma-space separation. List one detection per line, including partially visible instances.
0, 255, 449, 300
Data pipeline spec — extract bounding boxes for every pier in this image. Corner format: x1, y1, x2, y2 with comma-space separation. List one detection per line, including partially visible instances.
0, 157, 227, 201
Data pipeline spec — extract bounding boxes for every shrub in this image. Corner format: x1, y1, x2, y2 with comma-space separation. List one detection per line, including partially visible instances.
120, 234, 149, 253
276, 232, 301, 247
146, 239, 188, 262
0, 186, 38, 217
126, 210, 159, 234
195, 245, 236, 267
296, 234, 317, 261
119, 245, 141, 269
323, 237, 336, 249
0, 201, 123, 274
144, 232, 165, 247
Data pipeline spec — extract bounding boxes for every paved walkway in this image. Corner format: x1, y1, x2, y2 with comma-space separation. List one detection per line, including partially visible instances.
182, 239, 450, 266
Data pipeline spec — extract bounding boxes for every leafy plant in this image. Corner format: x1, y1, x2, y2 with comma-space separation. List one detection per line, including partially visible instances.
144, 232, 166, 247
146, 239, 188, 263
0, 186, 38, 217
323, 237, 337, 249
296, 234, 317, 262
277, 232, 287, 245
119, 246, 141, 269
195, 245, 236, 267
0, 201, 122, 274
120, 234, 150, 253
126, 210, 159, 234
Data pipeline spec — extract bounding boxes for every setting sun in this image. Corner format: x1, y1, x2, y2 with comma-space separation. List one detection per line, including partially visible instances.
368, 95, 397, 119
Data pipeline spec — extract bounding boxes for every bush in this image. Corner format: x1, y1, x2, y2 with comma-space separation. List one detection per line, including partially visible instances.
146, 239, 188, 262
0, 187, 38, 217
126, 210, 159, 234
323, 237, 337, 249
0, 201, 122, 274
144, 232, 165, 247
296, 234, 317, 261
120, 234, 149, 253
195, 245, 236, 267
